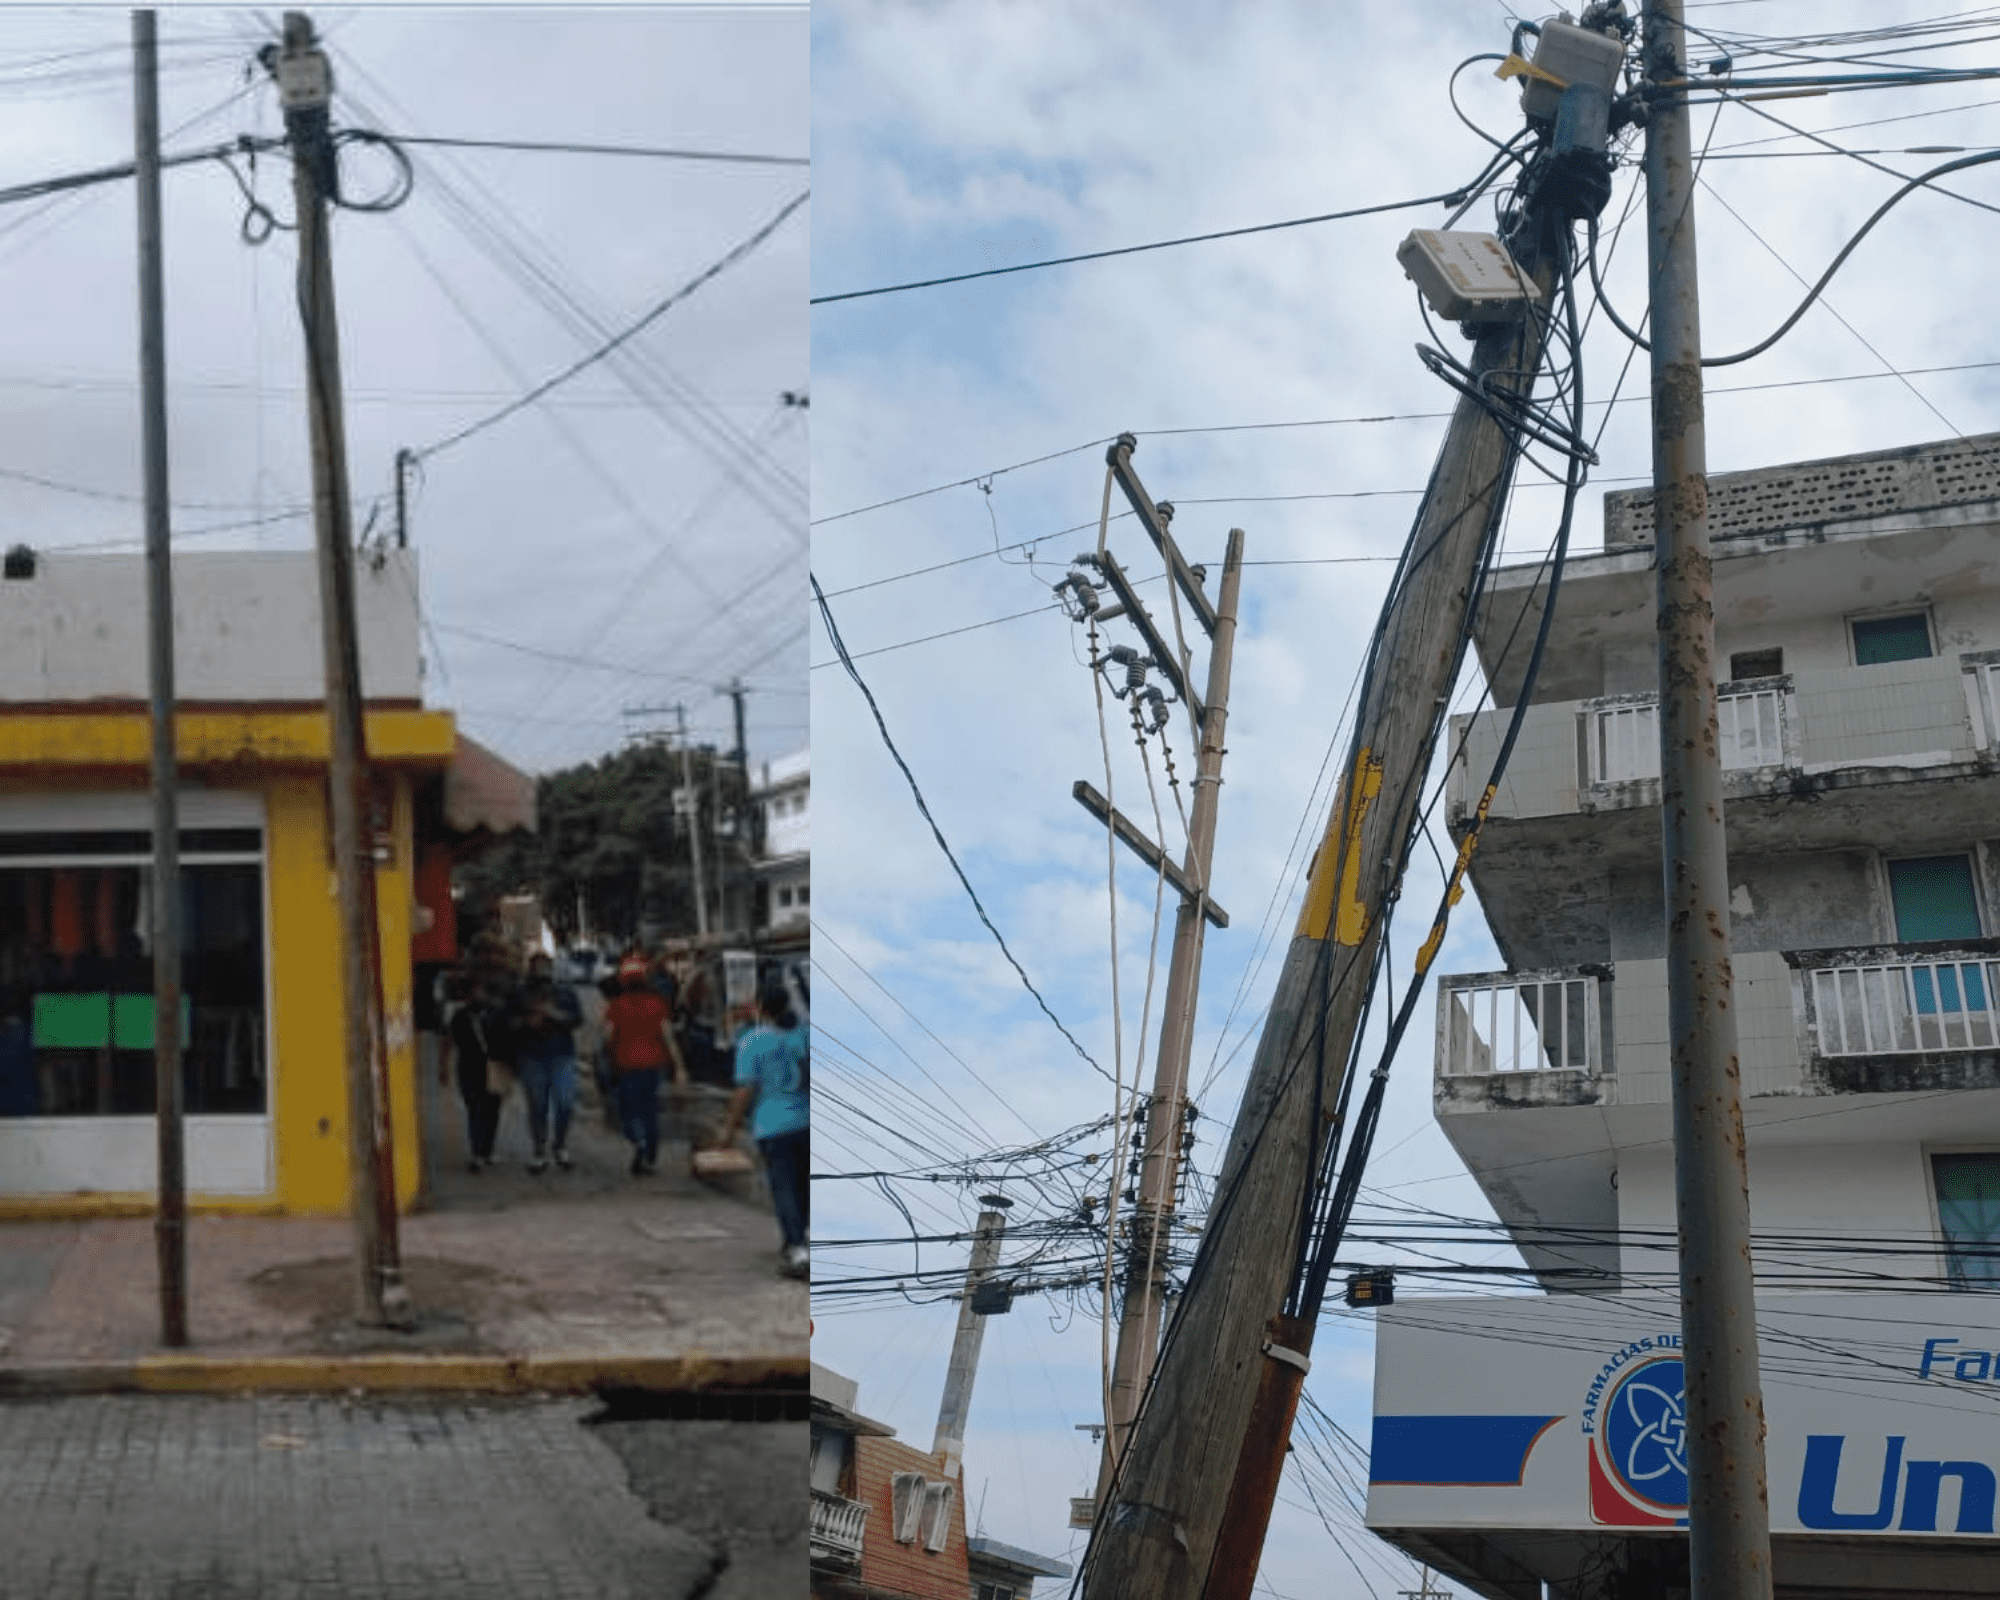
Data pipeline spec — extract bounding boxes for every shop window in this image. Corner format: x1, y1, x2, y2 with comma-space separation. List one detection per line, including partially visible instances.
0, 854, 266, 1119
1934, 1153, 2000, 1288
1852, 612, 1932, 665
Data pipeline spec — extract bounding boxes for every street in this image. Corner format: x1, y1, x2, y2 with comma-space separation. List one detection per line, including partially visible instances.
0, 1393, 804, 1599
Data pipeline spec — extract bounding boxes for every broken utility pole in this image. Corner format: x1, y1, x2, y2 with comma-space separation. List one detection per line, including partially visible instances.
273, 11, 411, 1328
1081, 194, 1568, 1600
134, 6, 187, 1349
1641, 1, 1774, 1593
932, 1196, 1012, 1479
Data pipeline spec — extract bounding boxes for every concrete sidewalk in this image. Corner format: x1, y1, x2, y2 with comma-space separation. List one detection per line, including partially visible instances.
0, 1077, 807, 1398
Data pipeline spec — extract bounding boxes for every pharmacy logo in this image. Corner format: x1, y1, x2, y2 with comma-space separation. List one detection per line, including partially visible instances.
1583, 1347, 1689, 1526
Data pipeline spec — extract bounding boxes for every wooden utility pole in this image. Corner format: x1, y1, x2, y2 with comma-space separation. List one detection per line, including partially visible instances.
1082, 213, 1564, 1600
1641, 2, 1774, 1593
273, 11, 411, 1328
133, 7, 187, 1348
1096, 513, 1245, 1503
932, 1196, 1011, 1479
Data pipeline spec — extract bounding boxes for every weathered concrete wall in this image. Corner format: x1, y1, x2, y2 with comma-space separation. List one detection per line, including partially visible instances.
0, 550, 422, 704
1725, 853, 1880, 952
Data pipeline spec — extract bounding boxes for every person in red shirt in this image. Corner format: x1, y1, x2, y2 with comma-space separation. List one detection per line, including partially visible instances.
601, 952, 687, 1175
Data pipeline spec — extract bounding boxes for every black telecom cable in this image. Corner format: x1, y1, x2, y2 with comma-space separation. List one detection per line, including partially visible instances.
1586, 146, 2000, 365
812, 571, 1112, 1086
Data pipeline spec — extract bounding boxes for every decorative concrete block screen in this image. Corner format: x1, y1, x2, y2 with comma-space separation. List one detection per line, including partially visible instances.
1605, 432, 2000, 547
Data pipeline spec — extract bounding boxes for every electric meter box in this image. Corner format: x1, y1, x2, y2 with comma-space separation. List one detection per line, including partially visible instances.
1521, 17, 1626, 122
1396, 229, 1540, 323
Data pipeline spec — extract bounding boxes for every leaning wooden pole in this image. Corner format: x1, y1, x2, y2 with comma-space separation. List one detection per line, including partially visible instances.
1081, 214, 1561, 1600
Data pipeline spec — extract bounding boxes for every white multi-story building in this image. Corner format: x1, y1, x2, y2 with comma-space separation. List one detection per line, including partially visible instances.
1366, 435, 2000, 1598
753, 747, 809, 943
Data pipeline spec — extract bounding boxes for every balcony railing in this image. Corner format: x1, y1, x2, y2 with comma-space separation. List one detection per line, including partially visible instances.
1810, 956, 2000, 1056
1439, 972, 1601, 1077
810, 1489, 868, 1562
1589, 684, 1787, 784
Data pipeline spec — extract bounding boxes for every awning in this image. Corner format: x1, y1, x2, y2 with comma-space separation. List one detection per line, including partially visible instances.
441, 733, 536, 837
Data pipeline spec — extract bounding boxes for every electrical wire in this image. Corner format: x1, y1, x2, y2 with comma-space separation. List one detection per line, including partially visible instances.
412, 188, 808, 461
379, 132, 806, 165
812, 570, 1113, 1086
813, 186, 1478, 306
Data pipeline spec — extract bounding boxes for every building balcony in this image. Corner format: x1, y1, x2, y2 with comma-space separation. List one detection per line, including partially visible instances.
1440, 944, 2000, 1102
809, 1488, 868, 1567
1448, 653, 2000, 836
1433, 946, 2000, 1285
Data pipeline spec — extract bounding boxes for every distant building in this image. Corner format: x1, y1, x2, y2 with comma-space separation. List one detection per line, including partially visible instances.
1366, 433, 2000, 1597
0, 548, 528, 1217
752, 747, 808, 946
810, 1362, 1070, 1600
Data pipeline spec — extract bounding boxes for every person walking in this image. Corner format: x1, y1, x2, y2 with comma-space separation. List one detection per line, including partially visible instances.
716, 980, 809, 1278
602, 953, 688, 1176
438, 956, 504, 1168
505, 949, 582, 1172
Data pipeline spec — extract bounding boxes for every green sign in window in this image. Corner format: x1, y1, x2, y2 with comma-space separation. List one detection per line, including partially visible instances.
31, 992, 110, 1049
31, 993, 191, 1050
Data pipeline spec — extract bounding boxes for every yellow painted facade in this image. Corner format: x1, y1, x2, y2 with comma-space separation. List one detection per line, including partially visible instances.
0, 707, 451, 1218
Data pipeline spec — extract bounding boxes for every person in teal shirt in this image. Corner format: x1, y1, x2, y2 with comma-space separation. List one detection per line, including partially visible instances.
719, 981, 808, 1278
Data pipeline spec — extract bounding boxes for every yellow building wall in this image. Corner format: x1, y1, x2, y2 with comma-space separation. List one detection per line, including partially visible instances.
0, 707, 452, 1218
265, 771, 425, 1217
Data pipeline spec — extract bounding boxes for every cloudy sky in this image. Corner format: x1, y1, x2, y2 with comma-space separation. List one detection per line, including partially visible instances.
0, 5, 807, 777
810, 4, 2000, 1595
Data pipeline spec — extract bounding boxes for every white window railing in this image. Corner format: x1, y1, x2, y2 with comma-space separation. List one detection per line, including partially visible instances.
1974, 660, 2000, 749
1440, 973, 1601, 1076
810, 1489, 868, 1558
1811, 957, 2000, 1056
1589, 686, 1787, 783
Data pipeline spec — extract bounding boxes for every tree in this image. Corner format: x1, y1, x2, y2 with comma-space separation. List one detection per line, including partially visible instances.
454, 740, 753, 948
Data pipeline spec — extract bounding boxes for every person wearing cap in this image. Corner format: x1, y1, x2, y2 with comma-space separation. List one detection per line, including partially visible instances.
601, 951, 686, 1176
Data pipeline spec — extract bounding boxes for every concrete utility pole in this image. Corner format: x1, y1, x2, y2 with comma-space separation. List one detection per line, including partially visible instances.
1641, 3, 1774, 1593
273, 11, 411, 1328
933, 1196, 1011, 1479
1096, 517, 1245, 1505
677, 704, 712, 938
133, 7, 187, 1349
724, 678, 751, 939
1083, 217, 1564, 1600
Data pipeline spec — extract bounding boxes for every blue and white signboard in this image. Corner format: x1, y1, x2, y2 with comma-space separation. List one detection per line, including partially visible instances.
1367, 1294, 2000, 1538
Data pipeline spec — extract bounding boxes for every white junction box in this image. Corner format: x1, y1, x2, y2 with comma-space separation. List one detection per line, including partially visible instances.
1521, 17, 1627, 122
1396, 230, 1539, 323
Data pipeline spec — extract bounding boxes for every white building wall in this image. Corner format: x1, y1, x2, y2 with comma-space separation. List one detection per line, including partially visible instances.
1617, 1139, 1942, 1288
0, 550, 422, 703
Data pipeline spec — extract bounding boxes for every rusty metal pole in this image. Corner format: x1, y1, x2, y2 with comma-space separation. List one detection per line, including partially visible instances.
1642, 4, 1773, 1594
276, 11, 411, 1328
134, 7, 187, 1349
1097, 525, 1244, 1503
